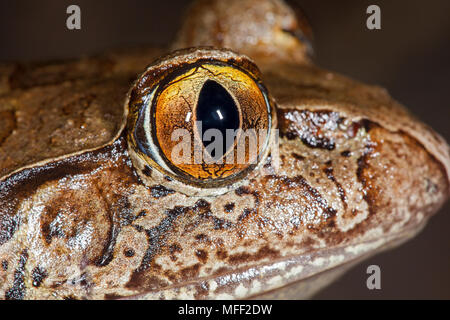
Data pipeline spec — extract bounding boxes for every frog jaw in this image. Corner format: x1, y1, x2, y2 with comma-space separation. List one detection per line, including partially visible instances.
126, 223, 424, 300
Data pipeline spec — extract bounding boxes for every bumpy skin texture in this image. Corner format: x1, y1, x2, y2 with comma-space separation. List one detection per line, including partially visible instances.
0, 47, 163, 177
0, 0, 449, 300
172, 0, 313, 65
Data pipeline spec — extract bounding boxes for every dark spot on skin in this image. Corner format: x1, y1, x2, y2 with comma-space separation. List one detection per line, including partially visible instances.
195, 234, 210, 243
0, 214, 18, 246
180, 263, 201, 280
357, 152, 375, 215
195, 249, 208, 263
41, 206, 65, 245
150, 185, 175, 198
124, 249, 135, 257
301, 236, 318, 248
359, 119, 375, 133
152, 263, 162, 271
235, 186, 260, 208
169, 243, 182, 261
104, 293, 124, 300
63, 295, 78, 300
341, 150, 351, 157
2, 260, 8, 271
213, 267, 230, 278
126, 199, 235, 288
238, 208, 254, 222
323, 167, 348, 210
142, 208, 186, 265
137, 210, 147, 219
292, 153, 305, 161
212, 217, 234, 230
216, 249, 228, 260
164, 270, 178, 282
301, 136, 335, 150
95, 196, 135, 268
169, 243, 182, 254
278, 109, 338, 150
164, 176, 173, 181
142, 165, 152, 177
183, 219, 201, 233
224, 203, 235, 213
235, 186, 251, 196
126, 205, 188, 289
285, 132, 297, 140
346, 122, 361, 138
5, 250, 28, 300
194, 282, 210, 300
326, 217, 336, 229
297, 176, 338, 220
32, 266, 48, 288
195, 199, 210, 209
228, 252, 251, 264
228, 246, 279, 264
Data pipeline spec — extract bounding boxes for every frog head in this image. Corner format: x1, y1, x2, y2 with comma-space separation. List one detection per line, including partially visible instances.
0, 0, 448, 300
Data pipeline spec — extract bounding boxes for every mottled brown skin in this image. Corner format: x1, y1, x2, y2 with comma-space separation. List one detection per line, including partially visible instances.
0, 0, 449, 300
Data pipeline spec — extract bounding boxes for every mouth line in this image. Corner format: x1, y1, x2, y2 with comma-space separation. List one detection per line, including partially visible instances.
248, 221, 427, 299
121, 220, 426, 300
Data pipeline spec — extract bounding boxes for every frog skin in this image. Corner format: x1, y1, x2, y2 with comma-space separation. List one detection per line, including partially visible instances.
0, 0, 449, 300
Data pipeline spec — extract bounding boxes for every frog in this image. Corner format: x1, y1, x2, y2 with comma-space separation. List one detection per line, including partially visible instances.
0, 0, 449, 300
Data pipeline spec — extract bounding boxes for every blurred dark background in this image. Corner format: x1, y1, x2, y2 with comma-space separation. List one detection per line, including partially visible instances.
0, 0, 449, 299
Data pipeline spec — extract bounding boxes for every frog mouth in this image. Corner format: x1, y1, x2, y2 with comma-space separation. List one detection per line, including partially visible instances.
121, 220, 426, 300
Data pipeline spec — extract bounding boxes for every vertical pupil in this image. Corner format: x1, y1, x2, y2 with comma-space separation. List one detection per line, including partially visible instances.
196, 80, 239, 158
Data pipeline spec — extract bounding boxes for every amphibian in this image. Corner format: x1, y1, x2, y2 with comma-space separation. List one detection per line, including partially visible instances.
0, 0, 449, 300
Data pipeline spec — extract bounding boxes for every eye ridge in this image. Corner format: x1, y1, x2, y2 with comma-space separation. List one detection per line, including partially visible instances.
196, 79, 240, 159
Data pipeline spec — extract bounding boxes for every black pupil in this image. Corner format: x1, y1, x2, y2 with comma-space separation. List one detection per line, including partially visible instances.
196, 80, 239, 158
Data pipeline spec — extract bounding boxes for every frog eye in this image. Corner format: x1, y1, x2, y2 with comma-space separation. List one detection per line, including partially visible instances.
127, 48, 274, 189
